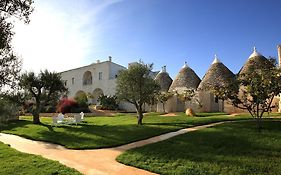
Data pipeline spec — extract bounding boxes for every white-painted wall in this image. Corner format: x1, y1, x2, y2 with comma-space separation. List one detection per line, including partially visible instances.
60, 61, 126, 103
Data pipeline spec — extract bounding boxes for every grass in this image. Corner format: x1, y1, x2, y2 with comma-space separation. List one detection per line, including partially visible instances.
0, 142, 81, 175
0, 112, 253, 149
117, 120, 281, 175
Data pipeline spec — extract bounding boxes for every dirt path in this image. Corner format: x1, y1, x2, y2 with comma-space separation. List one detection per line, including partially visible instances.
0, 122, 226, 175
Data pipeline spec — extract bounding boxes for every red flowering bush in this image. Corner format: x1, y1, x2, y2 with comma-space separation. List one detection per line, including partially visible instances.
57, 98, 90, 113
57, 98, 78, 113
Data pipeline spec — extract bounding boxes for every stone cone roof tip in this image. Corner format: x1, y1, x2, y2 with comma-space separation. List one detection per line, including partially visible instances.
239, 47, 272, 75
249, 46, 262, 59
169, 63, 201, 91
182, 61, 189, 68
198, 57, 235, 90
155, 66, 173, 92
212, 54, 221, 64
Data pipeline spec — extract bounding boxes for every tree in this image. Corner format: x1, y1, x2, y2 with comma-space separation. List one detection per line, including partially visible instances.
0, 0, 33, 22
116, 62, 160, 125
157, 91, 173, 113
178, 89, 196, 103
210, 58, 281, 131
0, 0, 33, 90
19, 70, 67, 124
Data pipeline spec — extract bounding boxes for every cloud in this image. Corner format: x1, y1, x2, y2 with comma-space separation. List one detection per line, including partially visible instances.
12, 0, 121, 73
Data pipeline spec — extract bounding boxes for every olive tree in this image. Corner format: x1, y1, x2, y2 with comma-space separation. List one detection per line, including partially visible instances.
116, 63, 160, 125
0, 0, 33, 90
157, 91, 173, 113
19, 70, 67, 124
0, 1, 33, 122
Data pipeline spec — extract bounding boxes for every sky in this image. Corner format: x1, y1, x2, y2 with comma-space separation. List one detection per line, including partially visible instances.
12, 0, 281, 79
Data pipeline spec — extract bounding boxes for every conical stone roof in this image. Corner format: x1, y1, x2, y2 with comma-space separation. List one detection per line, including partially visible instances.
198, 55, 235, 90
169, 62, 201, 92
154, 66, 173, 92
239, 47, 272, 75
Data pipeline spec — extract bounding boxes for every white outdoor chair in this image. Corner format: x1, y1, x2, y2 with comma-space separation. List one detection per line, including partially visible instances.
52, 116, 58, 126
80, 112, 84, 120
57, 113, 64, 124
74, 114, 82, 125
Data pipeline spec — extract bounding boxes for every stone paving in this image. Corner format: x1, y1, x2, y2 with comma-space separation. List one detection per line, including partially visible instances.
0, 121, 226, 175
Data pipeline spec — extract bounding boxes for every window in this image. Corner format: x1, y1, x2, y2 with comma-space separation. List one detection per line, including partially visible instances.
99, 72, 102, 80
72, 77, 75, 84
83, 71, 92, 85
64, 80, 67, 86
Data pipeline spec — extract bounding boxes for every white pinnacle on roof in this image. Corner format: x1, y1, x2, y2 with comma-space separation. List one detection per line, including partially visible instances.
182, 61, 189, 68
159, 65, 167, 73
249, 46, 262, 58
212, 54, 221, 64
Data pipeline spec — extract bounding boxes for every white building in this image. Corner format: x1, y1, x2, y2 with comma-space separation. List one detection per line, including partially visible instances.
60, 57, 126, 105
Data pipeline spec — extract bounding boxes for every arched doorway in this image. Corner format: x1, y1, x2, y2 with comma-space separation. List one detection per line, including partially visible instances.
91, 88, 104, 104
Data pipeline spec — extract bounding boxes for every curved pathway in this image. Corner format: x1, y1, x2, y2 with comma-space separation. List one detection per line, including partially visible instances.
0, 121, 226, 175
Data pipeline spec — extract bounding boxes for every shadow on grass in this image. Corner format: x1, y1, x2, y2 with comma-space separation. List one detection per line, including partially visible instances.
0, 120, 31, 131
1, 119, 179, 149
1, 120, 56, 133
39, 123, 54, 132
38, 124, 179, 149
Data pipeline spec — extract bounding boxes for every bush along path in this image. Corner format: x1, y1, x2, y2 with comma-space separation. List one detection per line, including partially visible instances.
0, 121, 227, 175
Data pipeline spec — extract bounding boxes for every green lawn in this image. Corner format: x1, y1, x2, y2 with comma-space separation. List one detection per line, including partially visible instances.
0, 142, 81, 175
117, 120, 281, 175
0, 112, 253, 149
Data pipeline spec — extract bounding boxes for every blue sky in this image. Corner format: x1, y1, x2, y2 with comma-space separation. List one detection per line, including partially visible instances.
13, 0, 281, 79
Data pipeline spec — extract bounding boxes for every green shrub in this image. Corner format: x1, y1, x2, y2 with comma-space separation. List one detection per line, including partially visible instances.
74, 93, 88, 108
98, 95, 119, 110
0, 98, 19, 123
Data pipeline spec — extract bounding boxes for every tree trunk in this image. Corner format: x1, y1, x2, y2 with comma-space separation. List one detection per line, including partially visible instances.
32, 103, 41, 124
255, 104, 262, 132
33, 113, 40, 124
256, 117, 262, 132
150, 104, 155, 112
137, 106, 143, 125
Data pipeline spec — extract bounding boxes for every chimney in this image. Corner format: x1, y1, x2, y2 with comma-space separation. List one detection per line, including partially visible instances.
277, 44, 281, 68
109, 56, 112, 62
